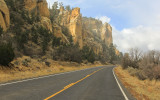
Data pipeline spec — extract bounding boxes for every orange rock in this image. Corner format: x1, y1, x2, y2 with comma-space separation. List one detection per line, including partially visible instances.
24, 0, 51, 31
0, 0, 10, 31
37, 0, 50, 18
69, 8, 83, 48
101, 23, 113, 46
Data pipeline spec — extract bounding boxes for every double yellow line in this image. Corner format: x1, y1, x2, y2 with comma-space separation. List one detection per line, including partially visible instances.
44, 68, 104, 100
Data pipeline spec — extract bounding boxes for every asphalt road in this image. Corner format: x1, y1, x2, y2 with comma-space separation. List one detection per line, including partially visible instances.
0, 66, 135, 100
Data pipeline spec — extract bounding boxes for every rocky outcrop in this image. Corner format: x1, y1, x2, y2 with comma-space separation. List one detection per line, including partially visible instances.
37, 0, 50, 18
53, 23, 69, 43
40, 17, 52, 32
24, 0, 50, 18
101, 23, 113, 45
82, 17, 113, 54
57, 7, 83, 48
24, 0, 51, 31
57, 7, 113, 54
0, 0, 10, 31
23, 1, 113, 54
69, 8, 83, 48
24, 0, 37, 12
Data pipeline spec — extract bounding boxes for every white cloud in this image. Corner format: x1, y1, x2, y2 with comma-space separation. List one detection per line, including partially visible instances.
112, 25, 160, 52
96, 16, 111, 24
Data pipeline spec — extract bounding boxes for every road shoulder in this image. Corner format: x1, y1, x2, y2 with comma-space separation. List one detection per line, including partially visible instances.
113, 67, 136, 100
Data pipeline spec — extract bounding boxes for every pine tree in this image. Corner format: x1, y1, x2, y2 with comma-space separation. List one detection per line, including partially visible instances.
0, 43, 15, 66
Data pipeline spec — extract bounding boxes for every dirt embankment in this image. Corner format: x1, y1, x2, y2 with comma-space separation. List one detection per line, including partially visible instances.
0, 56, 104, 83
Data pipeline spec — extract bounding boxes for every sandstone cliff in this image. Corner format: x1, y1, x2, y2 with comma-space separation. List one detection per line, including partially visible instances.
69, 8, 83, 48
57, 7, 83, 48
101, 23, 113, 45
0, 0, 119, 64
56, 7, 113, 54
82, 17, 113, 54
4, 0, 113, 55
24, 0, 49, 17
0, 0, 10, 31
24, 0, 52, 31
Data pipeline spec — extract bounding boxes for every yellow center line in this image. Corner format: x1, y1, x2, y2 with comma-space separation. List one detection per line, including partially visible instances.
44, 68, 104, 100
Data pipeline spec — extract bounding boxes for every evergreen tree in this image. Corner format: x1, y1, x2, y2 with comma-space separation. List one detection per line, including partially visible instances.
52, 36, 61, 47
65, 5, 71, 11
0, 43, 15, 66
50, 1, 59, 22
108, 43, 117, 64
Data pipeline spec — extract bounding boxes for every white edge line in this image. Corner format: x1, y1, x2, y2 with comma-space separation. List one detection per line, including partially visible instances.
112, 67, 129, 100
0, 66, 102, 87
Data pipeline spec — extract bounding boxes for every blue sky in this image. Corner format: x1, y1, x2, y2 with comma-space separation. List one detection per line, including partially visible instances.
47, 0, 160, 52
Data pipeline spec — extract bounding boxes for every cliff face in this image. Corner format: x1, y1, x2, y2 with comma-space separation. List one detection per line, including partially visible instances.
57, 7, 83, 48
0, 0, 10, 31
24, 0, 49, 17
57, 7, 113, 54
69, 8, 83, 48
82, 17, 113, 54
23, 0, 113, 53
24, 0, 52, 31
101, 23, 113, 45
3, 0, 113, 55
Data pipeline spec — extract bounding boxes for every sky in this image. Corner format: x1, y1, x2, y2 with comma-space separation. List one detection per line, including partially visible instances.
47, 0, 160, 52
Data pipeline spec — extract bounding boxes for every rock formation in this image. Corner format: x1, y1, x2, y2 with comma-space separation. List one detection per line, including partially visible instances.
37, 0, 50, 18
24, 0, 49, 17
0, 0, 10, 31
69, 8, 83, 48
57, 7, 83, 48
53, 23, 69, 43
24, 0, 37, 12
101, 23, 113, 45
58, 7, 113, 54
24, 0, 52, 31
18, 0, 114, 54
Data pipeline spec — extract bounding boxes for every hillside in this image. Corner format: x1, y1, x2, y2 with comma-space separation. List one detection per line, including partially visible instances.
0, 0, 121, 66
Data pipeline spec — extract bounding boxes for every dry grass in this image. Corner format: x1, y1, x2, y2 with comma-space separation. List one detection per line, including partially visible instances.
0, 56, 104, 83
115, 66, 160, 100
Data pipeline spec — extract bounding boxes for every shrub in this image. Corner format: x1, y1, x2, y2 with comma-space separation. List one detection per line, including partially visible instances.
0, 43, 15, 66
122, 48, 160, 80
15, 31, 29, 49
22, 60, 29, 67
108, 43, 117, 64
81, 46, 96, 63
45, 61, 51, 67
52, 36, 61, 47
36, 26, 51, 54
59, 67, 64, 71
121, 53, 130, 69
53, 44, 83, 63
153, 66, 160, 80
127, 67, 139, 76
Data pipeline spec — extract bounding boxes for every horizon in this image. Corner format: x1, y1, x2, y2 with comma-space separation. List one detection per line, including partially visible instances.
47, 0, 160, 52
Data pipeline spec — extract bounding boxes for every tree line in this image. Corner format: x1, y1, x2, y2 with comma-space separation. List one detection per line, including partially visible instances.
121, 48, 160, 80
